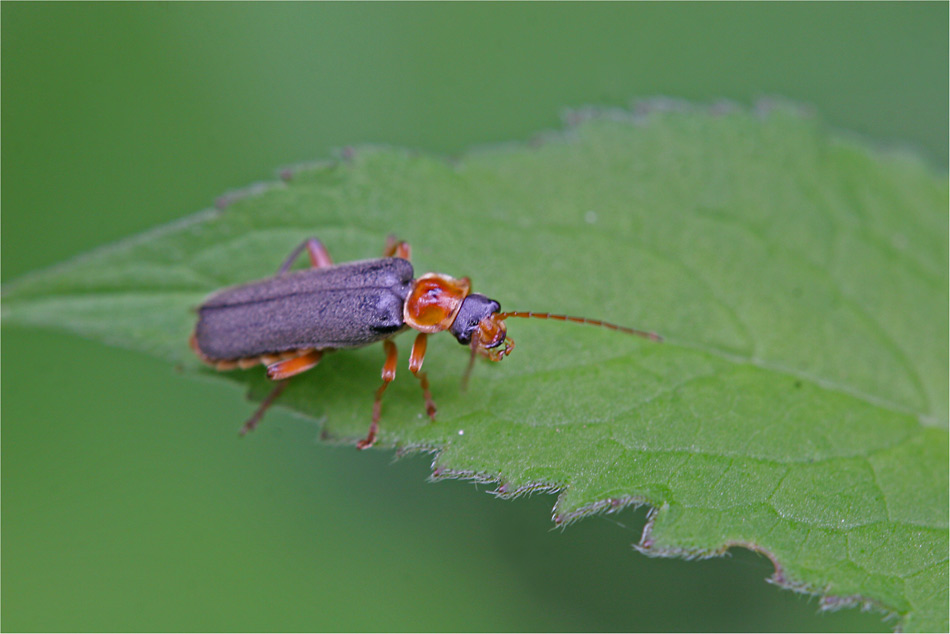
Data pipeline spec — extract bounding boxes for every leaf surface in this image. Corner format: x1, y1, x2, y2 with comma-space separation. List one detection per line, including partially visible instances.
4, 103, 947, 631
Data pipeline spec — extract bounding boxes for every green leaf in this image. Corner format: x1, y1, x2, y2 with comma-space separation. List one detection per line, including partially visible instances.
3, 102, 947, 631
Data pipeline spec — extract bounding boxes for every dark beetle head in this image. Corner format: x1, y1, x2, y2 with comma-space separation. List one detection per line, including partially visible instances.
449, 293, 513, 361
449, 294, 499, 344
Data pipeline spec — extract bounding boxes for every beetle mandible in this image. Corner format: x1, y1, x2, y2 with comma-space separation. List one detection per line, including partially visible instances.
190, 236, 662, 449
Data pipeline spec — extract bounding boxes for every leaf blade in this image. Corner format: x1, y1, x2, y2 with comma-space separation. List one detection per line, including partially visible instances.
4, 103, 947, 630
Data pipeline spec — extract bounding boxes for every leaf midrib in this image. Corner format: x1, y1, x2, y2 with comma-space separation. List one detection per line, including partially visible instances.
4, 287, 937, 429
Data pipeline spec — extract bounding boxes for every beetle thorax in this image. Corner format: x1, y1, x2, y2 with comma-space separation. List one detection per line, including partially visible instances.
403, 273, 472, 334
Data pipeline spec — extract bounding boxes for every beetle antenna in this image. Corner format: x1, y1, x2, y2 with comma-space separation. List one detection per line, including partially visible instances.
497, 312, 662, 342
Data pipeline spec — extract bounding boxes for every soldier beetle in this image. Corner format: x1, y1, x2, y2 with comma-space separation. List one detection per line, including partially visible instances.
191, 236, 661, 448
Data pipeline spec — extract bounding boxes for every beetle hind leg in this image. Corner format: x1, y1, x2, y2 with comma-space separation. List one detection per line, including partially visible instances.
240, 381, 289, 436
266, 350, 323, 381
239, 350, 324, 436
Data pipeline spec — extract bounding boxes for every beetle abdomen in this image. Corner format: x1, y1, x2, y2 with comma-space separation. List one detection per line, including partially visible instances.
193, 258, 413, 361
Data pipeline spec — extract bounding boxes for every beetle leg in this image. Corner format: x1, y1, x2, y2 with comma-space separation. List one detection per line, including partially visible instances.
409, 333, 437, 420
460, 343, 478, 393
358, 340, 398, 450
240, 381, 289, 436
266, 350, 323, 381
382, 235, 411, 261
277, 238, 334, 275
237, 351, 323, 435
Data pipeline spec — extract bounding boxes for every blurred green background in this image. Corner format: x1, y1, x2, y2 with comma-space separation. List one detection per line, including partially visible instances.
3, 3, 946, 631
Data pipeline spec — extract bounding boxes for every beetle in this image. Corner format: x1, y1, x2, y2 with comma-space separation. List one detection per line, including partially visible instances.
190, 236, 661, 449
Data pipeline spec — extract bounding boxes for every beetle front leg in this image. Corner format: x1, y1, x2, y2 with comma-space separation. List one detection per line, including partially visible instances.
409, 333, 437, 420
358, 340, 399, 450
382, 235, 411, 260
278, 238, 334, 275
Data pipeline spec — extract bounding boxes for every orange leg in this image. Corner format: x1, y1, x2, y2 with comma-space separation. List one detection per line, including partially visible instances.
267, 350, 323, 381
278, 238, 333, 275
409, 333, 437, 420
382, 235, 412, 260
358, 340, 398, 450
239, 350, 324, 435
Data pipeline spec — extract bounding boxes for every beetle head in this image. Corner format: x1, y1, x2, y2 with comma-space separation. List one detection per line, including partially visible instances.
449, 293, 513, 361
